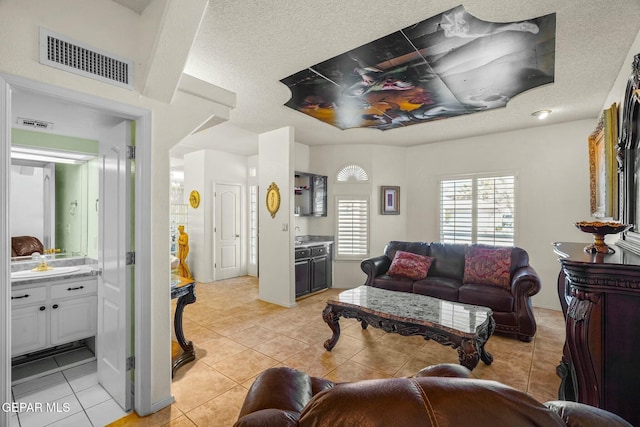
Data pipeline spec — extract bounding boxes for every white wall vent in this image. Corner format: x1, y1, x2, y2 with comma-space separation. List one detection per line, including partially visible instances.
17, 117, 54, 131
39, 27, 133, 90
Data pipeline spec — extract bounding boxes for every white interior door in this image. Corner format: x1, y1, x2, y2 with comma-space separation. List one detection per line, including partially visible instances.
97, 120, 132, 411
215, 183, 241, 280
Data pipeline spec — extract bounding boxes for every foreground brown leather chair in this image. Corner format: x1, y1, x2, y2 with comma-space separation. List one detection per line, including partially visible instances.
234, 364, 632, 427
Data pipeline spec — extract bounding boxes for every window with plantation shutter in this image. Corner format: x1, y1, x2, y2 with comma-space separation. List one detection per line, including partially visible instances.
440, 174, 516, 246
336, 196, 369, 259
440, 178, 473, 244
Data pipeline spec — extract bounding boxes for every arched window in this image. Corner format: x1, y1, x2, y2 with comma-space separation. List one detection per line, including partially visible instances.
336, 164, 368, 182
334, 164, 370, 259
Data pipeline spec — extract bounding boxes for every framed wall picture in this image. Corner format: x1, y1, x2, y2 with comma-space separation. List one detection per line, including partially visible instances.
588, 103, 618, 219
381, 186, 400, 215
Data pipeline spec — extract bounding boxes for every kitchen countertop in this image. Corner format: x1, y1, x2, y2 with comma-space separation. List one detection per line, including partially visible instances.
294, 235, 334, 248
295, 240, 333, 248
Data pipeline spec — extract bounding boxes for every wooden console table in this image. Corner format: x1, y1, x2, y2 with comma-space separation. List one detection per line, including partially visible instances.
553, 242, 640, 426
170, 276, 196, 377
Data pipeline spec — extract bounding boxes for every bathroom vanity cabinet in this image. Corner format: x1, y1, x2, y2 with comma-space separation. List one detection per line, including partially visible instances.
11, 277, 98, 356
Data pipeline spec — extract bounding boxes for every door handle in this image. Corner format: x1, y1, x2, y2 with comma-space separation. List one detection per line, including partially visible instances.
236, 234, 240, 238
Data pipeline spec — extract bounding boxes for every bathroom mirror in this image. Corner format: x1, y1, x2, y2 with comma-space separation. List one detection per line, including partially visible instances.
10, 129, 99, 261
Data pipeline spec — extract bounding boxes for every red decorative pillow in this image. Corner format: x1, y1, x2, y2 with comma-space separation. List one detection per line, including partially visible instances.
387, 251, 433, 280
463, 246, 512, 289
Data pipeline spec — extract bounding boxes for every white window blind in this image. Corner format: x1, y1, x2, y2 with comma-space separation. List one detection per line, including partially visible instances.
336, 197, 369, 259
440, 174, 515, 246
440, 178, 473, 244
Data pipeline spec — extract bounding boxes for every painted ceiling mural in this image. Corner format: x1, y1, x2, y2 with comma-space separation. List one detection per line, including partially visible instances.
281, 5, 556, 131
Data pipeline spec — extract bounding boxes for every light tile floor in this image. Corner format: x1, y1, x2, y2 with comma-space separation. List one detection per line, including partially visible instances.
110, 275, 566, 426
10, 358, 127, 427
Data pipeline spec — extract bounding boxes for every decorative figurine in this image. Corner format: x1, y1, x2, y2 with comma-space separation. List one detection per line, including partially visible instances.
177, 225, 192, 279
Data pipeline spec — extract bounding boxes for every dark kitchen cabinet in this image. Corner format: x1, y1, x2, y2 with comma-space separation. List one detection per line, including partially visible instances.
294, 172, 327, 217
295, 258, 311, 298
295, 244, 332, 298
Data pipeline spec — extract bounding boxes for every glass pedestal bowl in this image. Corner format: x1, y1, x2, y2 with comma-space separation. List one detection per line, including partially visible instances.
575, 221, 632, 254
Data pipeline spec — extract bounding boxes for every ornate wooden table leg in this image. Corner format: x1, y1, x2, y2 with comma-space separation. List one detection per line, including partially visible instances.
457, 316, 494, 370
457, 338, 481, 370
172, 285, 196, 377
479, 345, 494, 365
323, 304, 341, 351
478, 316, 495, 365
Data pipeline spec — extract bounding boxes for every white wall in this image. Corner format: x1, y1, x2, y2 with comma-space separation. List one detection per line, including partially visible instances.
258, 127, 295, 307
10, 166, 44, 241
306, 144, 408, 287
183, 149, 248, 282
0, 0, 231, 415
405, 120, 595, 309
183, 151, 206, 279
602, 29, 640, 110
293, 142, 312, 236
294, 142, 311, 171
370, 146, 409, 248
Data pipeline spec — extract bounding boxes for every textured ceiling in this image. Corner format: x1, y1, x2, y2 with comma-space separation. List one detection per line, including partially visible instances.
280, 5, 556, 131
110, 1, 640, 156
183, 1, 640, 150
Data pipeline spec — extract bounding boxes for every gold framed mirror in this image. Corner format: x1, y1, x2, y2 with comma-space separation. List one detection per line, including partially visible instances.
588, 103, 618, 219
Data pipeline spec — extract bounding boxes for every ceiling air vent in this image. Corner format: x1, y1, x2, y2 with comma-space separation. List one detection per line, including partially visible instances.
39, 27, 133, 90
17, 117, 54, 131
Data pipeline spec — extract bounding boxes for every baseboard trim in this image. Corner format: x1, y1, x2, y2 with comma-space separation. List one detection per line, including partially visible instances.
149, 395, 175, 414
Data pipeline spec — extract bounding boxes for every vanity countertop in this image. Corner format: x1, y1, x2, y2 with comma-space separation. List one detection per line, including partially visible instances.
11, 258, 99, 286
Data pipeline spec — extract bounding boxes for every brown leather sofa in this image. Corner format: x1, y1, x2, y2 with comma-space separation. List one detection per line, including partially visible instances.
234, 364, 632, 427
361, 241, 541, 341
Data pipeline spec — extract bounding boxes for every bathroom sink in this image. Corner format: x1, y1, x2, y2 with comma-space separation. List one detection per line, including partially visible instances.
11, 266, 80, 279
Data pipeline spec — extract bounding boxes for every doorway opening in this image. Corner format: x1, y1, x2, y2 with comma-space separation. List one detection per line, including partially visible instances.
1, 74, 154, 422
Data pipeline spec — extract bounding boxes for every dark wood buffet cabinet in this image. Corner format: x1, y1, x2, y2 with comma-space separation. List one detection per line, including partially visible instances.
553, 242, 640, 426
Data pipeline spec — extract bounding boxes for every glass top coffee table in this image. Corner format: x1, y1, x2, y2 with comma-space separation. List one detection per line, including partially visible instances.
322, 286, 495, 370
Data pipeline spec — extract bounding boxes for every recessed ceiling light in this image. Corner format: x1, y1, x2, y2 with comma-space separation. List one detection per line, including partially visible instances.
532, 109, 551, 120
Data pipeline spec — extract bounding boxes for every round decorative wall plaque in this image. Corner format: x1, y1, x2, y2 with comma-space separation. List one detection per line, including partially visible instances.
266, 182, 281, 218
189, 190, 200, 208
